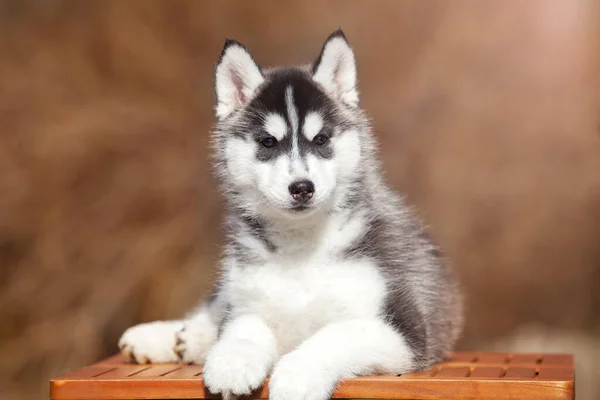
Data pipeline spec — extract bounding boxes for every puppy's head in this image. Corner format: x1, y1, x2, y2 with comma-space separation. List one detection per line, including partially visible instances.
212, 30, 368, 220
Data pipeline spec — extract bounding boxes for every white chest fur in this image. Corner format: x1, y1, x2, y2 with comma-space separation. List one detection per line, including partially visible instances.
224, 209, 388, 354
227, 258, 386, 354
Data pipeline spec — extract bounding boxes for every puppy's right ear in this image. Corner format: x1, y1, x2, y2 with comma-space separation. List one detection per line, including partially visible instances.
312, 29, 358, 107
215, 39, 264, 120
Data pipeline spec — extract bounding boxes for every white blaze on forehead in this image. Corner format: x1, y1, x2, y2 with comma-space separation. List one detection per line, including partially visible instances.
302, 112, 324, 141
285, 86, 299, 135
263, 113, 287, 140
285, 86, 300, 160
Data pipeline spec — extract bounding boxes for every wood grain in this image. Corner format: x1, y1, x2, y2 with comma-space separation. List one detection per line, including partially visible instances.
50, 352, 575, 399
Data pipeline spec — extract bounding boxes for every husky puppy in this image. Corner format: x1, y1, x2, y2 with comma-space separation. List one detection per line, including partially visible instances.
119, 29, 463, 400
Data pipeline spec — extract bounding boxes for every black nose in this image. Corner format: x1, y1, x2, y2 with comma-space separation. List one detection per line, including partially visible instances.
288, 180, 315, 202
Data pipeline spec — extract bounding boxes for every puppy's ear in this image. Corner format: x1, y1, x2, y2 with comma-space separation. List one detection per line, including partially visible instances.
215, 39, 264, 120
312, 29, 358, 107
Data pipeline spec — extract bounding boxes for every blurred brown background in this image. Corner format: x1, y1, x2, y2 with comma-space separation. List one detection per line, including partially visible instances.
1, 1, 599, 399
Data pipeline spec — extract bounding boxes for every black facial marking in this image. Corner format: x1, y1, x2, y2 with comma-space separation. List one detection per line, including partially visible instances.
243, 68, 351, 162
254, 128, 292, 162
313, 134, 329, 145
260, 137, 277, 148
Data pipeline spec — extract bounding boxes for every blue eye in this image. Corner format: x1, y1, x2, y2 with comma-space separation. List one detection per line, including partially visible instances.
313, 134, 328, 145
260, 137, 277, 148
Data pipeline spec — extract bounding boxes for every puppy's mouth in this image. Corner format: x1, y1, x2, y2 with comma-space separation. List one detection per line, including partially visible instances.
269, 200, 324, 220
283, 202, 320, 216
289, 205, 311, 212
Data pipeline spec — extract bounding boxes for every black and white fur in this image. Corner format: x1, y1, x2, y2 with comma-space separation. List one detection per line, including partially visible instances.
119, 30, 463, 400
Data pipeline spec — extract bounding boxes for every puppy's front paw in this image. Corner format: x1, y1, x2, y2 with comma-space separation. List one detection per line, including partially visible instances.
118, 321, 182, 364
269, 352, 335, 400
202, 340, 271, 398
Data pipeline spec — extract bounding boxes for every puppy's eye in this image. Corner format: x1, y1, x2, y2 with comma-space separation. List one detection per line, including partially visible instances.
313, 134, 329, 145
260, 137, 277, 148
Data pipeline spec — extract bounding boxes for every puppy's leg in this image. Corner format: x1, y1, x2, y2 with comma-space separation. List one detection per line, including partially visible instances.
268, 319, 416, 400
203, 315, 277, 399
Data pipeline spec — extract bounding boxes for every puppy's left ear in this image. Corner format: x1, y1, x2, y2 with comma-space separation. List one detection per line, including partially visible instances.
312, 29, 358, 107
215, 39, 264, 120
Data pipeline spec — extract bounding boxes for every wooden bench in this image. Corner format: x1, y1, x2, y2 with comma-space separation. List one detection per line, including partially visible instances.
50, 352, 575, 400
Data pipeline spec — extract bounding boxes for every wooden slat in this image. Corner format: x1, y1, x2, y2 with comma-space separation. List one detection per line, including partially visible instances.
477, 353, 509, 364
58, 366, 114, 380
470, 367, 504, 379
448, 352, 477, 363
504, 367, 536, 379
510, 354, 540, 364
537, 367, 574, 380
332, 379, 573, 400
160, 365, 204, 378
50, 352, 575, 400
399, 370, 435, 379
92, 354, 126, 366
130, 365, 183, 378
435, 367, 470, 378
95, 365, 153, 378
541, 354, 573, 366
